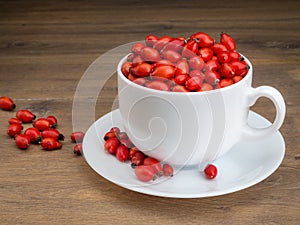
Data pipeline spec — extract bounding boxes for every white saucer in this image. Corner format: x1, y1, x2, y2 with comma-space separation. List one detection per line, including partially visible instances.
82, 109, 285, 198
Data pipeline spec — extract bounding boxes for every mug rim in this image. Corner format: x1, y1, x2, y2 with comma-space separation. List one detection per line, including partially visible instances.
117, 53, 253, 95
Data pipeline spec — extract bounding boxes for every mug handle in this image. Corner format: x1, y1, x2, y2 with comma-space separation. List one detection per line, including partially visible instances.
243, 86, 286, 138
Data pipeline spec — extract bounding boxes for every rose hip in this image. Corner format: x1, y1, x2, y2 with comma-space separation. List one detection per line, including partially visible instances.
161, 50, 181, 63
15, 134, 30, 150
104, 137, 120, 155
217, 51, 231, 63
198, 47, 213, 62
116, 145, 129, 162
153, 36, 173, 51
134, 165, 157, 182
191, 32, 214, 48
204, 164, 218, 179
131, 151, 145, 168
7, 124, 23, 137
132, 62, 152, 77
24, 127, 41, 143
33, 118, 52, 131
182, 39, 198, 58
220, 32, 236, 52
143, 157, 162, 175
146, 80, 170, 91
174, 74, 189, 85
205, 70, 220, 85
172, 85, 189, 92
141, 47, 160, 62
211, 43, 228, 55
16, 109, 36, 123
145, 34, 158, 47
204, 60, 220, 72
151, 65, 175, 80
70, 131, 85, 143
121, 61, 132, 77
175, 59, 189, 76
46, 115, 58, 128
186, 76, 204, 91
131, 42, 145, 55
163, 164, 174, 177
219, 62, 235, 78
8, 118, 21, 125
189, 56, 205, 70
40, 137, 62, 150
200, 83, 213, 92
73, 143, 83, 156
0, 96, 16, 110
232, 75, 243, 83
219, 78, 234, 88
41, 128, 64, 141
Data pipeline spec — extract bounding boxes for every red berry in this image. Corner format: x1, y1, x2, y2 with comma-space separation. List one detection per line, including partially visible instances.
131, 42, 145, 54
190, 32, 214, 48
161, 50, 181, 63
40, 137, 62, 150
131, 151, 145, 168
220, 32, 236, 52
217, 51, 231, 63
73, 143, 83, 155
146, 80, 170, 91
24, 127, 41, 143
104, 137, 120, 155
219, 63, 235, 78
132, 62, 152, 77
70, 131, 85, 143
162, 38, 185, 52
0, 96, 16, 110
205, 70, 220, 86
116, 145, 129, 162
16, 109, 36, 123
231, 61, 248, 76
186, 76, 204, 91
172, 85, 189, 92
134, 165, 157, 182
204, 60, 220, 72
229, 52, 241, 62
163, 164, 174, 177
151, 65, 175, 80
133, 77, 148, 86
153, 36, 173, 51
15, 134, 30, 150
211, 43, 228, 55
145, 34, 158, 47
7, 124, 23, 137
182, 39, 198, 58
232, 75, 243, 83
189, 56, 205, 70
8, 118, 21, 125
204, 164, 218, 179
41, 128, 64, 141
129, 146, 139, 159
143, 157, 162, 175
121, 61, 132, 77
174, 74, 189, 85
33, 118, 52, 131
198, 47, 213, 62
141, 47, 160, 62
175, 59, 189, 76
46, 115, 58, 128
219, 78, 234, 88
199, 83, 213, 92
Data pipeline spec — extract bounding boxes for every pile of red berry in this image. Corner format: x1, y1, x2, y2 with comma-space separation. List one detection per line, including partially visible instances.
103, 126, 218, 181
121, 32, 249, 92
103, 127, 174, 182
1, 96, 85, 154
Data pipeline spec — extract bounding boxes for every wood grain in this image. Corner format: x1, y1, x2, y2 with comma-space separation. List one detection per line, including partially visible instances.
0, 0, 299, 224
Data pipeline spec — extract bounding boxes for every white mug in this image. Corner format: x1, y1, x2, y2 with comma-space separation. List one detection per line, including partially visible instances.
117, 55, 286, 167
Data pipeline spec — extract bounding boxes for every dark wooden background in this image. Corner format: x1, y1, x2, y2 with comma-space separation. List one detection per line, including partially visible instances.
0, 0, 299, 224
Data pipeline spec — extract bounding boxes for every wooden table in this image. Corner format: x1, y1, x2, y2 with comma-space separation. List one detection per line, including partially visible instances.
1, 0, 299, 224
